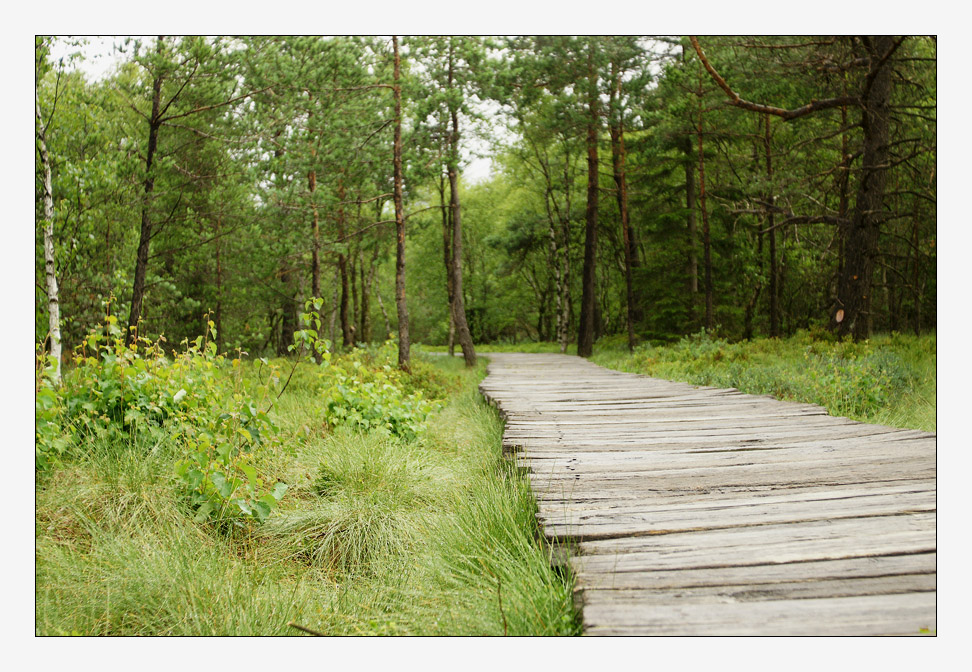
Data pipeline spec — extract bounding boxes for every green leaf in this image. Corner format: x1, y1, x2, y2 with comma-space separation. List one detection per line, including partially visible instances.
241, 465, 257, 488
194, 502, 214, 522
270, 482, 289, 501
211, 471, 234, 498
253, 500, 271, 522
173, 388, 187, 404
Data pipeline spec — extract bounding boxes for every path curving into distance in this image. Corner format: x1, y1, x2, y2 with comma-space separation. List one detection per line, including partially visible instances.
478, 353, 936, 636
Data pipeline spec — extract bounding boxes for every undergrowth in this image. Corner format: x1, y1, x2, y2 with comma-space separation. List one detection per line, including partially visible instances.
592, 329, 936, 432
35, 314, 579, 635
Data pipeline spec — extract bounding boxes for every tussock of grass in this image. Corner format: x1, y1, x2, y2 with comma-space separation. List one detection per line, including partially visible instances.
36, 353, 579, 636
262, 432, 443, 576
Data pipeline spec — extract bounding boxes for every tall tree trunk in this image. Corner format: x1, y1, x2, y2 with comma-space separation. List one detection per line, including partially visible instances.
277, 266, 297, 356
447, 41, 477, 367
696, 75, 714, 331
684, 142, 698, 326
214, 214, 224, 354
337, 179, 353, 348
375, 285, 392, 340
609, 61, 638, 351
836, 75, 852, 301
832, 36, 895, 340
350, 252, 359, 337
560, 149, 573, 353
36, 86, 61, 383
439, 174, 456, 355
911, 199, 921, 336
309, 161, 321, 300
577, 42, 599, 358
392, 36, 410, 371
328, 264, 339, 345
126, 37, 165, 344
765, 115, 780, 338
361, 244, 378, 343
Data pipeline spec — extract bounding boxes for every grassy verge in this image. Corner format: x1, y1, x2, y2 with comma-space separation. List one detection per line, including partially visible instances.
35, 354, 579, 636
592, 330, 936, 433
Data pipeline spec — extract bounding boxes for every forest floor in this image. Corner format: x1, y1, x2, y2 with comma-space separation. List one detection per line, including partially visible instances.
35, 353, 579, 636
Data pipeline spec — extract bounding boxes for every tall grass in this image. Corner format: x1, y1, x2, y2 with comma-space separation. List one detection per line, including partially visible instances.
35, 354, 578, 635
592, 330, 936, 433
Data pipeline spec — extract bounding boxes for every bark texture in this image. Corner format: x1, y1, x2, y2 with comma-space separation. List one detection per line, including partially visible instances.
126, 38, 165, 344
577, 44, 599, 358
832, 36, 895, 340
392, 37, 410, 371
36, 86, 62, 383
447, 42, 477, 367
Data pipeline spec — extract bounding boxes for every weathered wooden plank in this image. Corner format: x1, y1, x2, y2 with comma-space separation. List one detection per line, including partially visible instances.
541, 488, 935, 541
581, 593, 937, 636
572, 552, 937, 591
577, 573, 936, 607
572, 515, 936, 571
545, 479, 936, 513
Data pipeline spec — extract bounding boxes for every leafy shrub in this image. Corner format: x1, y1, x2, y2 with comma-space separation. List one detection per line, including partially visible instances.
35, 309, 288, 525
321, 349, 439, 442
275, 302, 442, 443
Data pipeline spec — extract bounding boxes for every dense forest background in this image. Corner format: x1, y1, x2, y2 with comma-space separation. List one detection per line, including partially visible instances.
35, 35, 936, 369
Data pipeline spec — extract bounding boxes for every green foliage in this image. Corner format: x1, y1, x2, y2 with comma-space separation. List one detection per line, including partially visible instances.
320, 343, 440, 441
36, 307, 288, 525
593, 330, 936, 431
36, 356, 578, 636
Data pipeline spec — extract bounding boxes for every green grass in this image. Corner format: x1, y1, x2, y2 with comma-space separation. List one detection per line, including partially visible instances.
35, 354, 579, 636
591, 330, 936, 433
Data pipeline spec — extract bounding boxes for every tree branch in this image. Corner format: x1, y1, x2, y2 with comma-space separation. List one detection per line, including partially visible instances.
689, 36, 860, 121
158, 85, 274, 124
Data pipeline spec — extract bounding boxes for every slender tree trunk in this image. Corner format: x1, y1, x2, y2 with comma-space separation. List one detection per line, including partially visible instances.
277, 266, 297, 356
609, 61, 638, 351
560, 149, 573, 353
833, 36, 895, 340
392, 36, 410, 371
684, 143, 698, 328
360, 248, 375, 343
350, 252, 359, 337
36, 86, 61, 383
214, 214, 224, 354
328, 264, 340, 345
337, 179, 353, 348
765, 115, 779, 338
836, 77, 851, 299
577, 42, 599, 358
912, 199, 921, 336
696, 76, 714, 331
439, 174, 456, 355
308, 136, 321, 301
126, 37, 165, 344
375, 285, 392, 340
447, 41, 476, 367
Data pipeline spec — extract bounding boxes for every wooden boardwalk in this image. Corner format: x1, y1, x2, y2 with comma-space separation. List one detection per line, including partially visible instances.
478, 353, 936, 636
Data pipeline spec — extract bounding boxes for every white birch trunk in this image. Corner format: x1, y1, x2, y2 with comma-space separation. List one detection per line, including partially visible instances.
36, 88, 61, 384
